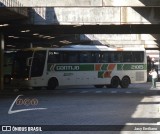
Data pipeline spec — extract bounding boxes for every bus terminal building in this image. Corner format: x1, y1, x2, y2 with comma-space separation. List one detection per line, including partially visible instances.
1, 1, 160, 133
1, 0, 160, 89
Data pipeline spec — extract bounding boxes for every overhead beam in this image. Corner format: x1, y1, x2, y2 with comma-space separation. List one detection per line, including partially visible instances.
2, 24, 160, 34
28, 7, 160, 25
1, 7, 160, 25
103, 0, 160, 7
145, 48, 160, 50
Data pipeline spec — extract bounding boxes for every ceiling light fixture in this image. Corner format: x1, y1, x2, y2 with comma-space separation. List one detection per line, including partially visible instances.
21, 30, 30, 33
39, 35, 44, 38
0, 24, 9, 27
8, 36, 14, 38
13, 37, 20, 39
6, 45, 16, 47
48, 37, 55, 39
33, 33, 39, 36
60, 40, 72, 44
42, 36, 50, 38
8, 36, 19, 38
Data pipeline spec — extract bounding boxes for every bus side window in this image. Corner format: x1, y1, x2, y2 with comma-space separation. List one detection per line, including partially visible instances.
101, 53, 109, 63
132, 52, 144, 62
61, 52, 68, 63
68, 52, 79, 63
80, 52, 84, 63
123, 52, 132, 62
114, 52, 122, 63
110, 52, 115, 63
48, 51, 60, 63
80, 52, 91, 63
91, 52, 100, 63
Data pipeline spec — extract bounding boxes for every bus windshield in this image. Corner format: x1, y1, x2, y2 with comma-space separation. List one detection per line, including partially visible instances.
12, 50, 46, 79
30, 50, 46, 77
12, 50, 33, 79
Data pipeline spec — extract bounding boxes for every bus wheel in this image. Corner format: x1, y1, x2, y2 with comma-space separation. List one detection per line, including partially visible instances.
120, 76, 130, 88
110, 76, 120, 88
94, 85, 104, 88
47, 78, 58, 90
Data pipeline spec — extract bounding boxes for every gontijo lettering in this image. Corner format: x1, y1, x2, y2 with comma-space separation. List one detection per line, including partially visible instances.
55, 65, 80, 71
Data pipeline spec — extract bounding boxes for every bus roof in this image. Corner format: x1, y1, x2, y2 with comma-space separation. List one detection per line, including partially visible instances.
61, 45, 145, 51
20, 45, 145, 51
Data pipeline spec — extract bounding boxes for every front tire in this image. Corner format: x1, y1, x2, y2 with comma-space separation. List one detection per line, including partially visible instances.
47, 78, 58, 90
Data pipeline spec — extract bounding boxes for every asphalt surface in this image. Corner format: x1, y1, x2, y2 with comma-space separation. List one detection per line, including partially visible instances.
0, 82, 160, 134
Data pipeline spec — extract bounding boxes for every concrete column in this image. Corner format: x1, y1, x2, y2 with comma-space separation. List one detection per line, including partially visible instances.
159, 50, 160, 69
0, 33, 4, 91
30, 42, 33, 48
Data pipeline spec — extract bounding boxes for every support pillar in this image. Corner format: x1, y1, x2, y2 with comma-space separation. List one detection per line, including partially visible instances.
159, 50, 160, 69
0, 34, 4, 91
30, 42, 33, 48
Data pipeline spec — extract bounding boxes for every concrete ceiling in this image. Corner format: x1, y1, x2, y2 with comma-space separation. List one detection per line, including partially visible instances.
1, 23, 160, 50
1, 7, 160, 51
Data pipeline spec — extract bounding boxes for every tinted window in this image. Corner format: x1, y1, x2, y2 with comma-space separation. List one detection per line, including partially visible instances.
132, 51, 144, 62
80, 52, 92, 63
31, 51, 46, 77
68, 52, 79, 63
12, 50, 33, 78
122, 52, 132, 62
47, 50, 144, 63
48, 51, 61, 63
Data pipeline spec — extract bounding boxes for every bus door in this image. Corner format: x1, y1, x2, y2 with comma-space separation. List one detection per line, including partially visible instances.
30, 50, 46, 86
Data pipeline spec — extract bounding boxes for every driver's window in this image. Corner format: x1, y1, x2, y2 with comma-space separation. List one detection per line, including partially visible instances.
31, 51, 46, 77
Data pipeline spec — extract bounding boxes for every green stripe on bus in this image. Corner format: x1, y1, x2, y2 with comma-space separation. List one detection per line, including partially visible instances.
48, 64, 94, 71
117, 64, 147, 70
48, 63, 147, 71
79, 64, 94, 71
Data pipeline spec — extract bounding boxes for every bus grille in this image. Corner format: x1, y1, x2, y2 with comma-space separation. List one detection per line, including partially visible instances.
136, 72, 144, 81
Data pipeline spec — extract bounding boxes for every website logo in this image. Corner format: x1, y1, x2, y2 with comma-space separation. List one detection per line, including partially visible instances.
2, 126, 11, 131
8, 95, 47, 114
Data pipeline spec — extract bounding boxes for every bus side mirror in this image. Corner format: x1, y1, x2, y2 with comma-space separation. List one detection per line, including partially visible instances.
26, 57, 32, 66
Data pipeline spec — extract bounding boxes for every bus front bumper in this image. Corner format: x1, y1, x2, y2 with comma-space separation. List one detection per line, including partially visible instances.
11, 79, 33, 89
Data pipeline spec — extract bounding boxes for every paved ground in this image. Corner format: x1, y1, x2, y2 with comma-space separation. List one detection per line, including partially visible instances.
0, 82, 160, 134
2, 82, 160, 95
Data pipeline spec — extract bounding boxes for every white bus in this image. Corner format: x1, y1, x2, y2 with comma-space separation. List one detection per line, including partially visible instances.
11, 45, 147, 89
